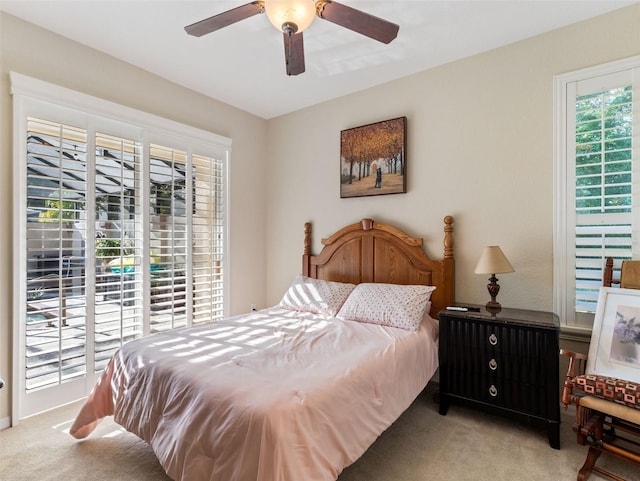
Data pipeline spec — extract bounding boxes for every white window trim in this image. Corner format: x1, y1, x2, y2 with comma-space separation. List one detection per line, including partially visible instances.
554, 55, 640, 334
10, 71, 231, 424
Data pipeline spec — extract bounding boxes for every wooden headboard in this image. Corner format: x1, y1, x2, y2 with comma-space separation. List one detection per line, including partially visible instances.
302, 217, 455, 318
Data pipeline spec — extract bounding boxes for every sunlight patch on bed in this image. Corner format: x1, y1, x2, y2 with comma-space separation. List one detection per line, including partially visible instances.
149, 336, 188, 347
292, 284, 322, 304
161, 338, 206, 353
188, 345, 242, 363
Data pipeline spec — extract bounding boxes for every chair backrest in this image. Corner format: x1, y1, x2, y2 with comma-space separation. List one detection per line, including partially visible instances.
603, 257, 615, 287
603, 257, 640, 289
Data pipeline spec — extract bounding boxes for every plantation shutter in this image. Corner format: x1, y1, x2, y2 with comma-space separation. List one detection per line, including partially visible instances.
94, 132, 144, 371
148, 146, 226, 330
24, 127, 227, 394
192, 153, 225, 324
149, 144, 189, 332
25, 117, 88, 390
570, 69, 636, 327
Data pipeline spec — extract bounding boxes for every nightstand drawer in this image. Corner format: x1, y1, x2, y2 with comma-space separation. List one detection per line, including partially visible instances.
446, 317, 554, 381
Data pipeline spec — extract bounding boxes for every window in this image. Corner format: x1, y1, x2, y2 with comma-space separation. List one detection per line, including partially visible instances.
12, 72, 230, 418
554, 57, 639, 331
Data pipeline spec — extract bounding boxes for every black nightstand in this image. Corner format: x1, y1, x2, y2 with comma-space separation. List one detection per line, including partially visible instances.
438, 305, 561, 449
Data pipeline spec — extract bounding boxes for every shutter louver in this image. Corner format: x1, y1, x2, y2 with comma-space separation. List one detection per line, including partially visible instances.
574, 85, 633, 315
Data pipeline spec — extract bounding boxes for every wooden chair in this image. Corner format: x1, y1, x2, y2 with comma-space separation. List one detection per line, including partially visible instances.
562, 257, 640, 481
603, 257, 640, 289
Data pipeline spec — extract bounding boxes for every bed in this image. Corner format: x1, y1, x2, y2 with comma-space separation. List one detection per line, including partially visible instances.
70, 216, 455, 481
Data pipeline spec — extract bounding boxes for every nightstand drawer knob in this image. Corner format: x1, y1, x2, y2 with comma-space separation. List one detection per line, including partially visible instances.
489, 385, 498, 397
489, 358, 498, 370
488, 333, 498, 346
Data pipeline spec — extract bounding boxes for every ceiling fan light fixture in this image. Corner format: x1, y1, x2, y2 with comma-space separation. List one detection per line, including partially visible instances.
265, 0, 316, 33
185, 0, 399, 76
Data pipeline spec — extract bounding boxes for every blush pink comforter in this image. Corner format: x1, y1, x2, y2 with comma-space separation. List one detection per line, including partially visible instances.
70, 307, 439, 481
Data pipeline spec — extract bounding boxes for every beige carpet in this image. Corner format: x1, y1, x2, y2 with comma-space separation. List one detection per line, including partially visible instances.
1, 385, 637, 481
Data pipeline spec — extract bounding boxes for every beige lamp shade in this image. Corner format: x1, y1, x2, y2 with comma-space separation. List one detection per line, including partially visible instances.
474, 246, 514, 275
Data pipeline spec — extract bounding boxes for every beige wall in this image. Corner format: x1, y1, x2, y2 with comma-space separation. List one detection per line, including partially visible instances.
0, 12, 269, 421
264, 5, 640, 313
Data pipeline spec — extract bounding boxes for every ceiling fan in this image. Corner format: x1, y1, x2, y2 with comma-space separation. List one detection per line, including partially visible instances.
185, 0, 399, 76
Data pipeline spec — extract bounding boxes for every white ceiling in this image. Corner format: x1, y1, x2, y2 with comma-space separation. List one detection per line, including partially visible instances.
1, 0, 635, 119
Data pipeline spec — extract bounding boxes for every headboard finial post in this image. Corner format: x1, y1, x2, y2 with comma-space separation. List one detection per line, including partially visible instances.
443, 216, 454, 259
361, 219, 374, 231
304, 222, 312, 256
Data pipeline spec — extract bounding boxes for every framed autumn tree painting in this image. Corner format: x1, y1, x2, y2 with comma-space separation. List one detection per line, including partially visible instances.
340, 116, 407, 198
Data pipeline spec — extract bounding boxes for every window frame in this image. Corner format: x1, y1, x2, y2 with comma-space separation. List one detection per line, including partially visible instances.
554, 55, 640, 333
11, 72, 231, 421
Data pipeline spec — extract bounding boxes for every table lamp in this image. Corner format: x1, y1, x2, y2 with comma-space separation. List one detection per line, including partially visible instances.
474, 246, 514, 311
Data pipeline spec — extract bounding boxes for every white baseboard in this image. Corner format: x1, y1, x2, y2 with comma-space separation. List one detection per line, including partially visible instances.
0, 416, 11, 430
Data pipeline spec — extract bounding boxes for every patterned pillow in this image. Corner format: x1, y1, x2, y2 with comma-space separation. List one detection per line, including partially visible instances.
575, 374, 640, 410
337, 283, 436, 331
278, 275, 356, 317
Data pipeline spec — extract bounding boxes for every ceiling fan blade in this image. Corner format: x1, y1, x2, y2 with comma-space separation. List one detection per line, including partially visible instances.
283, 31, 305, 76
316, 0, 399, 44
185, 1, 265, 37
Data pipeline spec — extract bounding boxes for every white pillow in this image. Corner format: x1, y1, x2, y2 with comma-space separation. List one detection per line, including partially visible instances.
337, 283, 436, 331
279, 275, 356, 316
